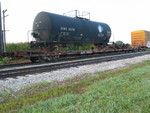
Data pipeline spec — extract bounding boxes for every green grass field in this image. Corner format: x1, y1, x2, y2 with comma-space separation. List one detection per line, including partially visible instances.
0, 60, 150, 113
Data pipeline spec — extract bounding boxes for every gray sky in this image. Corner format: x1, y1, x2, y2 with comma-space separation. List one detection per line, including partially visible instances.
1, 0, 150, 43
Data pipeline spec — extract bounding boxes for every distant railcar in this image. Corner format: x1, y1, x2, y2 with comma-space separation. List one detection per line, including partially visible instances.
32, 12, 111, 46
131, 30, 150, 48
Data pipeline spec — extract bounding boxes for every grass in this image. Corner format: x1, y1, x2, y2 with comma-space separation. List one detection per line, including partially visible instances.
0, 60, 150, 113
0, 57, 10, 65
0, 60, 4, 65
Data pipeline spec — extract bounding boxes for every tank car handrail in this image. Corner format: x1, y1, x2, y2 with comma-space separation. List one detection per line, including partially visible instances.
63, 10, 90, 20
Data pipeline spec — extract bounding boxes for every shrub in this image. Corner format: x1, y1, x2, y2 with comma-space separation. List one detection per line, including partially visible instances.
61, 44, 94, 51
0, 57, 10, 65
6, 42, 30, 52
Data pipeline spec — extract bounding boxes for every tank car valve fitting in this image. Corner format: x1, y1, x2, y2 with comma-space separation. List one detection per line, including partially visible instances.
31, 32, 40, 38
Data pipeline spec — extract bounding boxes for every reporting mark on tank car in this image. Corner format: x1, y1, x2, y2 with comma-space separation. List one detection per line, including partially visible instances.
107, 31, 111, 37
60, 27, 75, 31
35, 21, 42, 27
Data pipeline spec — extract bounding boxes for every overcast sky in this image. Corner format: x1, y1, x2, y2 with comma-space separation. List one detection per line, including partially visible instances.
1, 0, 150, 43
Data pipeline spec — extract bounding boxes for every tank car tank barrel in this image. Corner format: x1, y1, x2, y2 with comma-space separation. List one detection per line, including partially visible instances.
32, 11, 111, 46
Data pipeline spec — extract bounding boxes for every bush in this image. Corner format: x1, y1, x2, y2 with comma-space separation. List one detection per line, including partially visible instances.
115, 40, 124, 44
5, 43, 93, 52
61, 44, 94, 51
6, 42, 30, 52
0, 57, 10, 65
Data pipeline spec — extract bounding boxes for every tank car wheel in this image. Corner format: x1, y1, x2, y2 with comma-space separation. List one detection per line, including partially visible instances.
30, 57, 39, 63
39, 56, 53, 62
47, 56, 53, 62
52, 55, 59, 61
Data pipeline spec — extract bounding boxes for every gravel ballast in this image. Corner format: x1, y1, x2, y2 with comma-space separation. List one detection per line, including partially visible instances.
0, 54, 150, 92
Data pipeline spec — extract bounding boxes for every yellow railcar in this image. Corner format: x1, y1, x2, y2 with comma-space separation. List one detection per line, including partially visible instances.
131, 30, 150, 48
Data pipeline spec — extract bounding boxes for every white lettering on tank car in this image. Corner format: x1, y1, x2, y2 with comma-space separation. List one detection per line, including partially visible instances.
60, 32, 69, 36
68, 28, 75, 31
80, 51, 86, 54
35, 21, 42, 28
60, 27, 67, 31
98, 33, 104, 37
60, 27, 75, 32
107, 31, 111, 37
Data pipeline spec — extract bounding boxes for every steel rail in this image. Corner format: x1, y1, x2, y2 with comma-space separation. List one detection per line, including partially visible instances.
0, 51, 150, 79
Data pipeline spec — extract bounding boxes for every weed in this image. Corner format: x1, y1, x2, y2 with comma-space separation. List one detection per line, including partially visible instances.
61, 44, 94, 51
83, 72, 91, 77
6, 42, 29, 52
0, 57, 10, 65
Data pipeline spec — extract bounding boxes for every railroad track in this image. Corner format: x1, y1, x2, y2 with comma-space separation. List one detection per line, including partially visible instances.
0, 51, 150, 79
